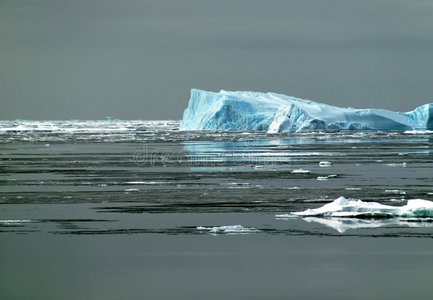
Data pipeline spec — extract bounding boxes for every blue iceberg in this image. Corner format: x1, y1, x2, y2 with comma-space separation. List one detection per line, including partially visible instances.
180, 89, 433, 132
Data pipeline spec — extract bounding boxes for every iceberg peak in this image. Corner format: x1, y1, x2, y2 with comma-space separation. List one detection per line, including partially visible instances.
180, 89, 433, 132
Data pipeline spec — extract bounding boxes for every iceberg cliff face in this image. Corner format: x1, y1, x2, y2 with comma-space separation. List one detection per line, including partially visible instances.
180, 89, 433, 132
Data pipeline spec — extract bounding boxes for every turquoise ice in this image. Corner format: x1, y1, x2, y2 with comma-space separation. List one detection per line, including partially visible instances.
181, 89, 433, 132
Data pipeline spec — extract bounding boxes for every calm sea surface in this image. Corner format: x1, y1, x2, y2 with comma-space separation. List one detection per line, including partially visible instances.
1, 120, 433, 299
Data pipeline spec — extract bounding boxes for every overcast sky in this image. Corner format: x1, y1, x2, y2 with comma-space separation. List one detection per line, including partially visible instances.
1, 0, 433, 120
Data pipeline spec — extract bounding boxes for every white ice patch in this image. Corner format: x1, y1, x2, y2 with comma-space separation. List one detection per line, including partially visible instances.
291, 169, 310, 174
124, 181, 168, 185
290, 196, 433, 218
404, 130, 433, 134
319, 161, 332, 167
197, 225, 259, 235
385, 189, 406, 195
317, 174, 337, 181
385, 162, 407, 167
0, 219, 32, 224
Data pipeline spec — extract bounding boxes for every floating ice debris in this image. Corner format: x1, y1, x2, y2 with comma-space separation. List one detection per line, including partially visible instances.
0, 220, 32, 224
197, 225, 260, 235
180, 89, 433, 132
124, 181, 168, 185
287, 196, 433, 218
291, 169, 310, 174
385, 189, 406, 195
317, 174, 337, 181
404, 130, 433, 134
319, 161, 332, 167
0, 120, 179, 143
385, 163, 407, 167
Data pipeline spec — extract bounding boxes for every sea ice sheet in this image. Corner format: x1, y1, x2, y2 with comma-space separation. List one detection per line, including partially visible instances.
180, 89, 433, 132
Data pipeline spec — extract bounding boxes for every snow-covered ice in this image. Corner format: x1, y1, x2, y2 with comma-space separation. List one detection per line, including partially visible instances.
319, 161, 332, 167
180, 89, 433, 132
285, 196, 433, 218
276, 197, 433, 232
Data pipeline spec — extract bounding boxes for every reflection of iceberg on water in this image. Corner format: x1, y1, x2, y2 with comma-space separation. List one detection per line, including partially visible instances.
181, 89, 433, 132
276, 197, 433, 233
300, 217, 433, 233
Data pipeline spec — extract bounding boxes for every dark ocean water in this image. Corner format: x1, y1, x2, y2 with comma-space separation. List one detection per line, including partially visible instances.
1, 120, 433, 299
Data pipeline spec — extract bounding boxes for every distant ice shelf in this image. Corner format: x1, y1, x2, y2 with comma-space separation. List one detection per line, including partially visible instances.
180, 89, 433, 132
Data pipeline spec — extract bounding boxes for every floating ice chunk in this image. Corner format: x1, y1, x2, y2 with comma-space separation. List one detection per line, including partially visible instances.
385, 163, 407, 167
385, 189, 406, 195
404, 130, 433, 134
291, 196, 433, 218
197, 225, 259, 235
180, 89, 433, 132
291, 169, 310, 174
317, 174, 337, 181
319, 161, 332, 167
0, 219, 32, 224
124, 181, 168, 185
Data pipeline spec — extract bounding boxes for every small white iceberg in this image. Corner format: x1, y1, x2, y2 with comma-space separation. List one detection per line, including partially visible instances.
276, 197, 433, 232
288, 196, 433, 218
197, 225, 260, 235
319, 161, 332, 167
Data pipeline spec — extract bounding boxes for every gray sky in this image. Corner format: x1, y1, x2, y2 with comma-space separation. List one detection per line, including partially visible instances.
1, 0, 433, 120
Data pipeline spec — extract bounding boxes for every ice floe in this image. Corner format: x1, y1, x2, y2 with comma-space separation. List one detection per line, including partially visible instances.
319, 161, 332, 167
196, 225, 260, 235
285, 196, 433, 218
276, 197, 433, 232
291, 169, 311, 174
